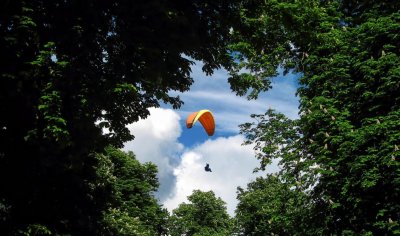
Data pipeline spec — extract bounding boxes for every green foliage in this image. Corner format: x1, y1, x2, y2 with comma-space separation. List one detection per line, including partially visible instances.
233, 0, 400, 234
0, 0, 243, 234
36, 83, 70, 143
239, 109, 324, 235
168, 190, 233, 236
239, 109, 304, 175
228, 0, 340, 99
236, 175, 313, 235
94, 147, 168, 236
18, 224, 52, 236
101, 208, 152, 236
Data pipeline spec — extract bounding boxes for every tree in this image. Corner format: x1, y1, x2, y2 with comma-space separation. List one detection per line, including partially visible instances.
232, 0, 400, 234
94, 147, 168, 236
239, 109, 323, 235
168, 190, 233, 236
236, 174, 313, 236
0, 0, 243, 234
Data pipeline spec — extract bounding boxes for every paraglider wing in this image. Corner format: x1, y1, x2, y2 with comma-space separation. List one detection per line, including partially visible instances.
186, 110, 215, 136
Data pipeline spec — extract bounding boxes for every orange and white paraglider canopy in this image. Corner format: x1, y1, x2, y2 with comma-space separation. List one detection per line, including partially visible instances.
186, 110, 215, 136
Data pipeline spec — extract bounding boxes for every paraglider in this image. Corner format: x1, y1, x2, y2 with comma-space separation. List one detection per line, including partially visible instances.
204, 163, 212, 172
186, 109, 215, 136
186, 110, 215, 172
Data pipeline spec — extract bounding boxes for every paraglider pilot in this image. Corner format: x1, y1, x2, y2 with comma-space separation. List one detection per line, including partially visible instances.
204, 163, 212, 172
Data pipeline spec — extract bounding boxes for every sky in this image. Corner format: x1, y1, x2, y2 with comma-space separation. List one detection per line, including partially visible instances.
122, 60, 300, 216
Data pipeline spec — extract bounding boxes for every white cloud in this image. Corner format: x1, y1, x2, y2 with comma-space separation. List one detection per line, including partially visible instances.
123, 108, 184, 201
163, 135, 280, 216
122, 107, 280, 216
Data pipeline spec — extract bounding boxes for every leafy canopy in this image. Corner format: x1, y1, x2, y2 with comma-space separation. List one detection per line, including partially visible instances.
233, 0, 400, 234
0, 0, 245, 234
168, 190, 233, 236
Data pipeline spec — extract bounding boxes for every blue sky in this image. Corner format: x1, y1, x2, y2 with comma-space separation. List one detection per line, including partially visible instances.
123, 60, 301, 215
167, 60, 300, 147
